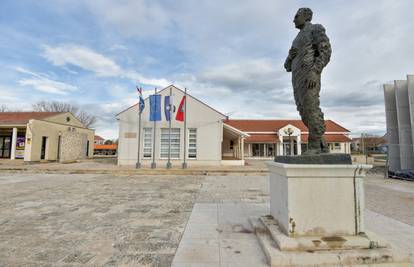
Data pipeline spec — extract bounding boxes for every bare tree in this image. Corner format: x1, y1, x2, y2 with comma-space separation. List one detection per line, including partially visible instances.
104, 140, 113, 145
32, 101, 96, 127
0, 104, 8, 112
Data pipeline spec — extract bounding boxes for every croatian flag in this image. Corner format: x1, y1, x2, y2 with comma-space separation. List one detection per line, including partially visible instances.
176, 96, 186, 122
149, 94, 161, 121
137, 86, 145, 113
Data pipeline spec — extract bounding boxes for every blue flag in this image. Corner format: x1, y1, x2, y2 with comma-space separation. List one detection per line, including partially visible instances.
136, 86, 145, 113
149, 95, 161, 121
139, 95, 145, 113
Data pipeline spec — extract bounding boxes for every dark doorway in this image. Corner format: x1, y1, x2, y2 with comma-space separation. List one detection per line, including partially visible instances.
57, 136, 61, 160
41, 137, 47, 160
252, 143, 265, 157
0, 136, 11, 158
86, 140, 89, 157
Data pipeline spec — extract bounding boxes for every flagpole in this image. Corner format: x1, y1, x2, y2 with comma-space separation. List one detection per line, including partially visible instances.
167, 87, 172, 169
151, 87, 157, 169
136, 87, 142, 169
182, 87, 188, 169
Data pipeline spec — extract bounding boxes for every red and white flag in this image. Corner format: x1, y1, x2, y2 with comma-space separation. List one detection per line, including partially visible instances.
175, 96, 186, 121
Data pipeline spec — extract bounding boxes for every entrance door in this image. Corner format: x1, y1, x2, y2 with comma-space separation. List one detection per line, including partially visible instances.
252, 143, 265, 157
283, 140, 297, 155
86, 140, 89, 157
267, 144, 275, 157
40, 137, 47, 160
0, 136, 11, 158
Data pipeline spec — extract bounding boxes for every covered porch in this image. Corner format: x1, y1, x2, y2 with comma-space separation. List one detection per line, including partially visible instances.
0, 126, 27, 160
221, 123, 249, 165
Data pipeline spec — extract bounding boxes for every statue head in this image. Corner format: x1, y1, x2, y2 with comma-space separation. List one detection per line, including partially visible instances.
294, 8, 313, 29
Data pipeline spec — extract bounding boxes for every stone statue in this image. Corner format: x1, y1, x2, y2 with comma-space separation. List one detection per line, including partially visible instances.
284, 7, 331, 154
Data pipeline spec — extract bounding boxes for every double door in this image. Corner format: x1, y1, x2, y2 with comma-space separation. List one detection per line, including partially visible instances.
0, 136, 11, 158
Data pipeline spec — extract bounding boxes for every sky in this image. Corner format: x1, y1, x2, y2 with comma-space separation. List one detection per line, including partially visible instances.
1, 0, 414, 139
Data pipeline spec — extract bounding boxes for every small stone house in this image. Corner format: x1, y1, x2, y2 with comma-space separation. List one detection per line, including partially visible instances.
0, 112, 94, 162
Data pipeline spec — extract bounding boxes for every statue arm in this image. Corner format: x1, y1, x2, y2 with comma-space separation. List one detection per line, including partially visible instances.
284, 54, 292, 72
311, 24, 332, 74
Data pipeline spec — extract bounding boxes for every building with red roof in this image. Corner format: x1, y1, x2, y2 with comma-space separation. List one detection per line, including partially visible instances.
117, 85, 352, 166
224, 119, 351, 158
94, 135, 105, 145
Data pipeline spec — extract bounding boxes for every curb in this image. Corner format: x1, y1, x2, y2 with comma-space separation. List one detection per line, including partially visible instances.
0, 168, 269, 176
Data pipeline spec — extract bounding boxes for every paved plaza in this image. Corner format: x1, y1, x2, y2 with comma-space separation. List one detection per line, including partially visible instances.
0, 171, 413, 266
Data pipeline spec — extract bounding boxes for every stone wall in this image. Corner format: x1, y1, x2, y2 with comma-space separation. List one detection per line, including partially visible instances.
60, 131, 89, 163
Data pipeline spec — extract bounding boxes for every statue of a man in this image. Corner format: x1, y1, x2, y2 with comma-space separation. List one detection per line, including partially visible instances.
284, 8, 331, 154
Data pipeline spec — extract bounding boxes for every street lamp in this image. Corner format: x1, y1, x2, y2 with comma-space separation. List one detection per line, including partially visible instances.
284, 127, 294, 156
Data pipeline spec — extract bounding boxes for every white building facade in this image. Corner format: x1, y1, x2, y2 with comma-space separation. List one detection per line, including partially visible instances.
117, 85, 235, 166
117, 85, 351, 167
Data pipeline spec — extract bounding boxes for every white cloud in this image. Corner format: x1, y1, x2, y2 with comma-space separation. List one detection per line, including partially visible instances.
19, 78, 77, 95
16, 67, 78, 95
8, 0, 414, 137
198, 59, 287, 92
43, 44, 122, 77
84, 0, 171, 38
42, 44, 170, 88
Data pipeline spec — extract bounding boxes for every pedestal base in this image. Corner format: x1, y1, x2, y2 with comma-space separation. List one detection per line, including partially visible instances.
267, 161, 371, 236
249, 216, 411, 266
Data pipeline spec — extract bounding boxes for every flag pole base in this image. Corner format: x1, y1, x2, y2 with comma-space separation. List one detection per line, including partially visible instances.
135, 162, 141, 169
151, 162, 156, 169
166, 162, 172, 169
182, 162, 187, 169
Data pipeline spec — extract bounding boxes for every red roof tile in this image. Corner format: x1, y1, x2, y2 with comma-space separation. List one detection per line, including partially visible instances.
244, 133, 351, 143
301, 134, 352, 143
245, 134, 279, 143
0, 112, 62, 125
224, 119, 350, 133
94, 135, 105, 141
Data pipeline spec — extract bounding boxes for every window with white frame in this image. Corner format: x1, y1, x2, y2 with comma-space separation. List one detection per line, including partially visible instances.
160, 128, 180, 158
188, 128, 197, 158
143, 128, 152, 158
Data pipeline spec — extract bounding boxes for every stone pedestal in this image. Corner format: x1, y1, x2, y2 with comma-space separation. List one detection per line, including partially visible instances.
249, 161, 411, 266
268, 161, 368, 236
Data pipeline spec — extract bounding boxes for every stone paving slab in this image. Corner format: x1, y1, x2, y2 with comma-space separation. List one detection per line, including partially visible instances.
0, 172, 413, 266
0, 173, 203, 267
173, 202, 414, 266
171, 203, 269, 267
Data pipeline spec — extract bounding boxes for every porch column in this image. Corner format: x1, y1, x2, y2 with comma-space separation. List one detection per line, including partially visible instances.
297, 135, 302, 155
278, 142, 283, 156
238, 137, 241, 159
10, 127, 17, 160
241, 138, 245, 160
290, 138, 294, 155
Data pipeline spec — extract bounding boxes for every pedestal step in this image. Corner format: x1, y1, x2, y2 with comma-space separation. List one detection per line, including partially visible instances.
249, 216, 411, 267
259, 215, 389, 252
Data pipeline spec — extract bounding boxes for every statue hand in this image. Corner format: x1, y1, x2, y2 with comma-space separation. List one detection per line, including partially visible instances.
306, 71, 319, 88
288, 48, 297, 59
